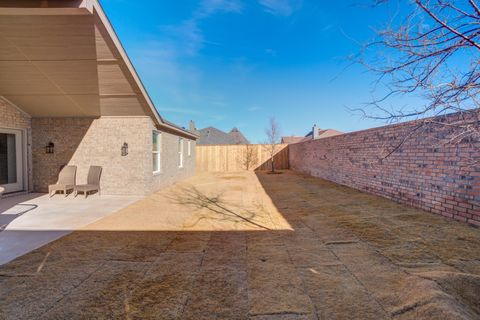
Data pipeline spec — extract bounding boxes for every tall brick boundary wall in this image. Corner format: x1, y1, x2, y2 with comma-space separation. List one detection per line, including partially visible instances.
289, 112, 480, 226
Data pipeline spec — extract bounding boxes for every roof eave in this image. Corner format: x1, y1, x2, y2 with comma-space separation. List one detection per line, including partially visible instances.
85, 1, 163, 123
85, 0, 197, 139
157, 122, 199, 140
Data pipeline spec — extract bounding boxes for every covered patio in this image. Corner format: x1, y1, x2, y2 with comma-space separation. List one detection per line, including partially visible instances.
0, 0, 197, 198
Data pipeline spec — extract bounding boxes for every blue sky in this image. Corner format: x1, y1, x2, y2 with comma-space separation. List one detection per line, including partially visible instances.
101, 0, 423, 142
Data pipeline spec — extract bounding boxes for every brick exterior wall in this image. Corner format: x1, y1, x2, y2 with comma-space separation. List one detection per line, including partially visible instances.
32, 118, 94, 193
32, 117, 196, 196
0, 99, 31, 129
290, 113, 480, 226
0, 98, 32, 192
150, 132, 196, 193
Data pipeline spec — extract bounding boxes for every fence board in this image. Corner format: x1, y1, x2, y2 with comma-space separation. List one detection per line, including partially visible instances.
196, 144, 289, 172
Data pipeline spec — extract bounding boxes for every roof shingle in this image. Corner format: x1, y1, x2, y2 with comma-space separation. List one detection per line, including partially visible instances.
198, 127, 249, 145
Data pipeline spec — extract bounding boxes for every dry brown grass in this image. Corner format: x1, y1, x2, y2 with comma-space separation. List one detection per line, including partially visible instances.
0, 171, 479, 319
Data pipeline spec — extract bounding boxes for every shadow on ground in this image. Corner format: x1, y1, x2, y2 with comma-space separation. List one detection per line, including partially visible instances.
0, 171, 479, 319
0, 194, 42, 231
166, 185, 273, 230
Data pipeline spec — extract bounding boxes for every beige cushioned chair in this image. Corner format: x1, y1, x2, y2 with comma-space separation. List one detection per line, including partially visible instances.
49, 165, 77, 197
74, 166, 102, 198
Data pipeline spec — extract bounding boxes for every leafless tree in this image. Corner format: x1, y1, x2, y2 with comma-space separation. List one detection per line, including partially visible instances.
264, 117, 281, 173
238, 144, 258, 170
355, 0, 480, 158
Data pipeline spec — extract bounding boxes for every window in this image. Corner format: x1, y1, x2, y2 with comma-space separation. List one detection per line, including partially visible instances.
178, 138, 184, 168
187, 140, 192, 156
152, 131, 161, 173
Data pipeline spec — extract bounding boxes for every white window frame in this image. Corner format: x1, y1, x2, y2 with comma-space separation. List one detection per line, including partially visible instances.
187, 140, 192, 157
153, 131, 161, 174
178, 138, 184, 168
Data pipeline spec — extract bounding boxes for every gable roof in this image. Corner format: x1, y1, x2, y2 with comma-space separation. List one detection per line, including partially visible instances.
198, 127, 250, 145
281, 136, 305, 144
228, 128, 249, 144
0, 0, 197, 139
281, 128, 344, 144
305, 128, 344, 140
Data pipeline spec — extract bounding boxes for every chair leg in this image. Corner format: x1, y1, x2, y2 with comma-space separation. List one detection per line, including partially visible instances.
85, 191, 88, 199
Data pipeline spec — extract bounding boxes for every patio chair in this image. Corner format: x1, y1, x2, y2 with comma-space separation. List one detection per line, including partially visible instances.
49, 165, 77, 197
74, 166, 102, 198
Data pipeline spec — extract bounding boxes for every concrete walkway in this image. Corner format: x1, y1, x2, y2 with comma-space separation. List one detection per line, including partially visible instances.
0, 193, 141, 265
0, 171, 479, 319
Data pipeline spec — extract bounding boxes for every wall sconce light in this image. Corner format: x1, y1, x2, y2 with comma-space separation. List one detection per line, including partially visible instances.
121, 142, 128, 156
45, 142, 54, 154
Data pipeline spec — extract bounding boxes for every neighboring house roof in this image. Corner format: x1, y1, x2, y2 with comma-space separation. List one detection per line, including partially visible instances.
228, 128, 250, 144
198, 127, 250, 145
305, 128, 344, 140
0, 0, 197, 140
281, 136, 305, 144
281, 127, 344, 144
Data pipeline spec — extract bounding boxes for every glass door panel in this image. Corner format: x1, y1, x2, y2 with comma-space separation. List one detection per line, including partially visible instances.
0, 130, 23, 193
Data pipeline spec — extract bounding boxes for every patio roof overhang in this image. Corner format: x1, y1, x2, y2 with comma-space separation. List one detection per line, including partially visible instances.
0, 0, 198, 139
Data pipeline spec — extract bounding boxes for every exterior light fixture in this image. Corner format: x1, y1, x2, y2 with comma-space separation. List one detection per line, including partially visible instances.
45, 142, 54, 154
121, 142, 128, 156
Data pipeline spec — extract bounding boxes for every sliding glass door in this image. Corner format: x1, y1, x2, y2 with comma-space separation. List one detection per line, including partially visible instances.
0, 129, 23, 193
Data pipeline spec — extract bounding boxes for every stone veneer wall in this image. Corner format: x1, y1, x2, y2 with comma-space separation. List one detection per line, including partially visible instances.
32, 116, 196, 195
0, 98, 32, 191
289, 112, 480, 226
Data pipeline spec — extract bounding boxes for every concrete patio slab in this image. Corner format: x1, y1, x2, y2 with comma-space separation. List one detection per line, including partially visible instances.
0, 193, 141, 265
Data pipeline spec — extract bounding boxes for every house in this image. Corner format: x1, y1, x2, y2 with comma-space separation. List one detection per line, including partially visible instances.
0, 1, 198, 196
198, 127, 249, 145
281, 136, 306, 144
281, 124, 343, 144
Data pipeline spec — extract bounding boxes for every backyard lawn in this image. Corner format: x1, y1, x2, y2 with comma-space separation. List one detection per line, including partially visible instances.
0, 171, 479, 319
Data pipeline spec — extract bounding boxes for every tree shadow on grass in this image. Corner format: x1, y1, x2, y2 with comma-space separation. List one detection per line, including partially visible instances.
165, 186, 272, 230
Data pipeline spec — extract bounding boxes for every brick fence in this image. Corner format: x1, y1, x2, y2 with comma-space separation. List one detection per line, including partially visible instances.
289, 112, 480, 226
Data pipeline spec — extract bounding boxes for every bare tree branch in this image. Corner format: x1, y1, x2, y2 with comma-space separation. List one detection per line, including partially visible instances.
238, 144, 258, 170
353, 0, 480, 162
264, 117, 281, 173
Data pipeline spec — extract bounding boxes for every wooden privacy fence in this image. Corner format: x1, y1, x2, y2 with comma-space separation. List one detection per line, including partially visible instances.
196, 144, 289, 172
